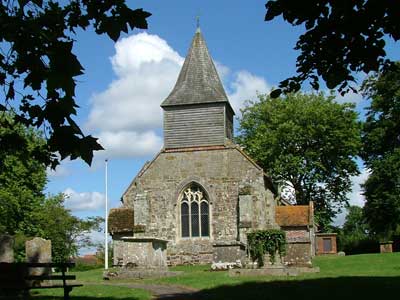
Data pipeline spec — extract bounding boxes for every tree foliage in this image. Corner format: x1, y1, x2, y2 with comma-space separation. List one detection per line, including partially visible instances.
0, 1, 151, 167
36, 194, 103, 263
337, 206, 379, 254
264, 1, 400, 97
342, 206, 368, 237
0, 112, 47, 236
361, 64, 400, 238
0, 115, 103, 261
237, 93, 361, 229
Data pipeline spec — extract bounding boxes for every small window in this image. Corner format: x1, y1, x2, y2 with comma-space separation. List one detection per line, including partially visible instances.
323, 238, 332, 252
180, 184, 210, 238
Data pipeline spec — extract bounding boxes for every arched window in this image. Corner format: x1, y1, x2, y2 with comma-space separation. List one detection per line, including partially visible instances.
180, 184, 210, 238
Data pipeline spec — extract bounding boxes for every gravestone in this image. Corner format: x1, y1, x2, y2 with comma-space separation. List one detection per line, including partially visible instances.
380, 241, 393, 253
0, 234, 14, 263
26, 237, 52, 279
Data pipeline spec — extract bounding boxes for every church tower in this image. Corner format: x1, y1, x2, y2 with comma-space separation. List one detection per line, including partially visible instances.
161, 28, 235, 149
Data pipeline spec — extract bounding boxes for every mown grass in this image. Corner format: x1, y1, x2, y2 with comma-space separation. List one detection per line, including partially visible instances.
146, 252, 400, 289
33, 253, 400, 299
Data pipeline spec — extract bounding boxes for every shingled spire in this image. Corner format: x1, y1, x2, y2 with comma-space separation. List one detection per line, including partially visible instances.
162, 28, 235, 149
161, 29, 230, 107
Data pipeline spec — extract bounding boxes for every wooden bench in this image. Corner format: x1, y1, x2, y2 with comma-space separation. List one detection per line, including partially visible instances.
0, 262, 83, 300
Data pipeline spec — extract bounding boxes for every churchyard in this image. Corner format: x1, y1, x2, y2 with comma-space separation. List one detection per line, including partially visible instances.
33, 253, 400, 299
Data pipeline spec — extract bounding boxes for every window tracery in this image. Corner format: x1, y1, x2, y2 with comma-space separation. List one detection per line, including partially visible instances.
180, 184, 210, 238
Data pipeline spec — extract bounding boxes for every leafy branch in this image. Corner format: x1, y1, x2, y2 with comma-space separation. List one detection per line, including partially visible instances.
0, 1, 151, 168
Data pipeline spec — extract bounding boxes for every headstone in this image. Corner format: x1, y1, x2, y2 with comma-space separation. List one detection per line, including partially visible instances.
25, 237, 52, 278
380, 241, 393, 253
0, 234, 14, 263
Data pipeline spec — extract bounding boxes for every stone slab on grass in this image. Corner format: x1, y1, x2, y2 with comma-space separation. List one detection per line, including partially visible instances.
228, 266, 320, 277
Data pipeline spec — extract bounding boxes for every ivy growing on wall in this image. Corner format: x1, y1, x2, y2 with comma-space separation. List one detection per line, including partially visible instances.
247, 229, 286, 266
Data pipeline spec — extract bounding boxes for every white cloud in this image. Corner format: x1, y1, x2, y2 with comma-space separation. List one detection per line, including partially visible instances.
334, 90, 364, 105
347, 167, 370, 207
214, 61, 230, 82
97, 130, 162, 158
46, 164, 70, 178
86, 33, 184, 159
78, 230, 106, 256
86, 32, 270, 159
228, 70, 270, 114
63, 188, 105, 212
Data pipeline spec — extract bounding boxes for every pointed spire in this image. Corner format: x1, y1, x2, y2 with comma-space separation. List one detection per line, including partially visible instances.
196, 16, 201, 33
161, 29, 230, 108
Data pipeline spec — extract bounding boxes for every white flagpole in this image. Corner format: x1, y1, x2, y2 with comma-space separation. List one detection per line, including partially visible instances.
105, 158, 109, 270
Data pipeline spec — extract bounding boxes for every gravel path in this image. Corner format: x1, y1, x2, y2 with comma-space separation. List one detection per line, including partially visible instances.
81, 281, 199, 300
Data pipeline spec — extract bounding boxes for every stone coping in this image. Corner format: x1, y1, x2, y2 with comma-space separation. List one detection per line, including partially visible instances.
120, 237, 169, 243
212, 241, 246, 247
104, 269, 183, 280
315, 233, 337, 236
286, 238, 311, 244
228, 266, 320, 277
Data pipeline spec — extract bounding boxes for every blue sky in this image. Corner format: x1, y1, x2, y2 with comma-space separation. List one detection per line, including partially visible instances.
45, 1, 398, 247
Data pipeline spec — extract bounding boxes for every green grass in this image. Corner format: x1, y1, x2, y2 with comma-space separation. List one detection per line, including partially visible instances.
147, 252, 400, 289
32, 253, 400, 299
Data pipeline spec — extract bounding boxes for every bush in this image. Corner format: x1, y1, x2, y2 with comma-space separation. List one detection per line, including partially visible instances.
72, 261, 103, 271
337, 233, 379, 255
247, 229, 286, 266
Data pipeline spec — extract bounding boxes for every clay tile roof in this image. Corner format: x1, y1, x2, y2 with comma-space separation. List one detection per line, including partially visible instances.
108, 208, 134, 233
161, 28, 232, 110
276, 205, 312, 227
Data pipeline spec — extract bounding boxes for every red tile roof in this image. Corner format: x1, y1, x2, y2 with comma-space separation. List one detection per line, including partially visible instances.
276, 205, 313, 227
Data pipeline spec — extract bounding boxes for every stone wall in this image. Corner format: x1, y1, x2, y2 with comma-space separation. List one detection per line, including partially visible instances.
284, 242, 312, 267
212, 242, 246, 263
282, 227, 313, 267
120, 146, 276, 265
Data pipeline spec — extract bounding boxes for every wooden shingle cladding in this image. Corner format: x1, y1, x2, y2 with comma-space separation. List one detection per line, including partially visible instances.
163, 103, 228, 149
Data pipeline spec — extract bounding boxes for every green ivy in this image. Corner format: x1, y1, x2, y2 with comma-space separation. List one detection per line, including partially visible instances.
247, 229, 286, 266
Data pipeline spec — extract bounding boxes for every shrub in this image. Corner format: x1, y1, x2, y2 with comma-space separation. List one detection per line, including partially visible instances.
247, 229, 286, 267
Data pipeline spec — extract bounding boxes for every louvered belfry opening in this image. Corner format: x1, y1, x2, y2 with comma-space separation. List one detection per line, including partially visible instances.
161, 28, 235, 149
180, 183, 209, 238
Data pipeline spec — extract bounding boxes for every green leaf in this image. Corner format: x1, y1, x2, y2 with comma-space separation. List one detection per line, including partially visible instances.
270, 89, 282, 98
6, 82, 15, 100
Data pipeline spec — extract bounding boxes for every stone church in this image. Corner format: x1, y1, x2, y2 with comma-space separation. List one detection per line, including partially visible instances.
108, 28, 314, 267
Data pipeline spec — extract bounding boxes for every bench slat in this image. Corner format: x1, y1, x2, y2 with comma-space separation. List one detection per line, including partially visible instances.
25, 275, 76, 280
30, 284, 83, 289
0, 262, 75, 268
0, 262, 81, 300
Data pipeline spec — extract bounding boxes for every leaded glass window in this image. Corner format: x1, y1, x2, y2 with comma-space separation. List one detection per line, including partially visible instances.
191, 202, 199, 237
181, 202, 189, 237
180, 184, 210, 238
201, 202, 209, 237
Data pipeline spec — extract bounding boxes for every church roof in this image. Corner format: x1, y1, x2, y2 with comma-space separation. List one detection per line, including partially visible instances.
161, 28, 231, 109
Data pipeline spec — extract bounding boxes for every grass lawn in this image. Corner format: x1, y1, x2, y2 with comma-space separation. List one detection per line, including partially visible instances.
33, 253, 400, 299
146, 252, 400, 289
